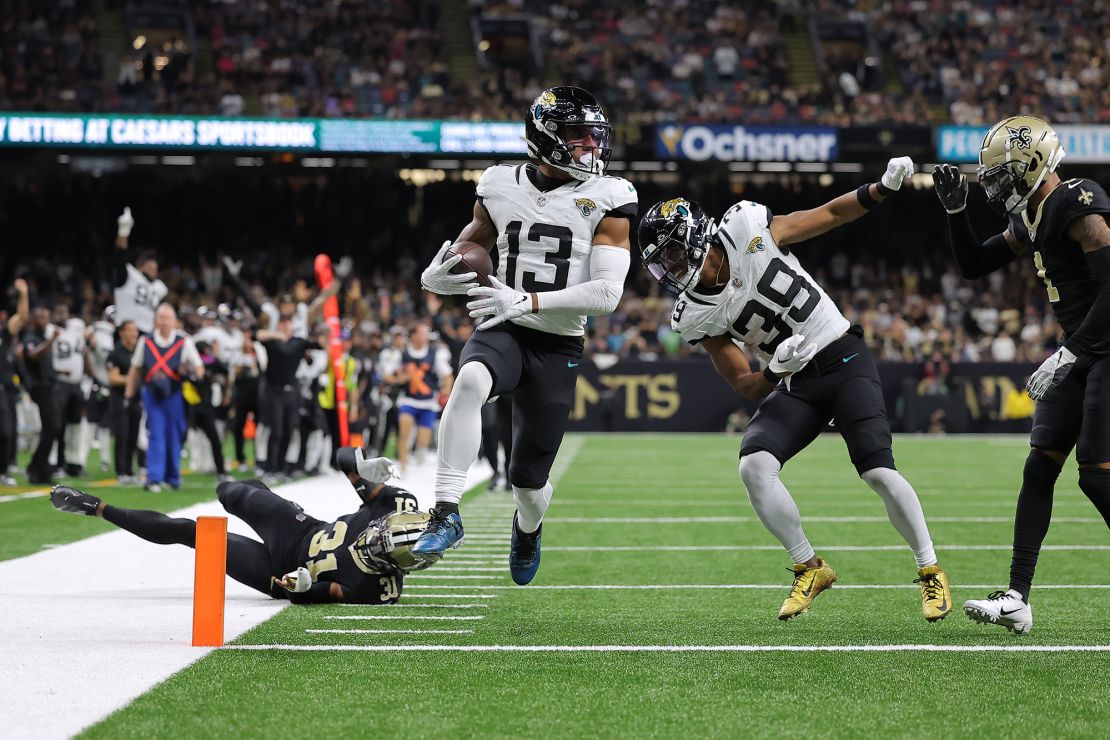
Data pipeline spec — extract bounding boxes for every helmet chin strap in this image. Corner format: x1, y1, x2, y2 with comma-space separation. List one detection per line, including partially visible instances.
1008, 144, 1066, 214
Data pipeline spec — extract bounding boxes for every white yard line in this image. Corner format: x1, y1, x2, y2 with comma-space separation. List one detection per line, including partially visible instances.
396, 594, 498, 599
225, 643, 1110, 653
544, 544, 1110, 553
539, 516, 1106, 524
321, 615, 485, 621
0, 459, 492, 740
406, 574, 502, 580
401, 583, 1110, 591
305, 629, 475, 635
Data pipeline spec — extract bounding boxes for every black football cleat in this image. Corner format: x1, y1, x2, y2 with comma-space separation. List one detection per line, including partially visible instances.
509, 513, 542, 585
50, 485, 101, 516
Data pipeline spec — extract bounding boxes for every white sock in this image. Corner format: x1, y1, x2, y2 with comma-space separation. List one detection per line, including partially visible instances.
255, 424, 269, 463
738, 452, 815, 564
77, 418, 91, 467
860, 467, 937, 567
97, 425, 111, 461
434, 363, 493, 506
513, 483, 553, 533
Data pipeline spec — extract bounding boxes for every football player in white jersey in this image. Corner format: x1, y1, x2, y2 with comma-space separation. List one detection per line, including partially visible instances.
50, 303, 92, 476
411, 86, 637, 584
639, 157, 952, 622
86, 306, 118, 472
112, 208, 168, 334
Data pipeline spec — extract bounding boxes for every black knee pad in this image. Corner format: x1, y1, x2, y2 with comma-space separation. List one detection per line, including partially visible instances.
1026, 448, 1064, 488
507, 463, 546, 491
1078, 468, 1110, 500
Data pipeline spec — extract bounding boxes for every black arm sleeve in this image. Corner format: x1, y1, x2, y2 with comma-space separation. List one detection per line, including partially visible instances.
945, 211, 1019, 279
1063, 247, 1110, 356
226, 272, 265, 318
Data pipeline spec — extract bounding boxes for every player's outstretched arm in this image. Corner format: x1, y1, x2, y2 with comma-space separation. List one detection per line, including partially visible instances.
769, 157, 913, 247
933, 164, 1025, 278
6, 278, 28, 336
272, 569, 346, 603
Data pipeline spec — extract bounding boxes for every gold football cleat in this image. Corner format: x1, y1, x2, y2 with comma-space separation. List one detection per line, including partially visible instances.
778, 558, 837, 620
914, 565, 952, 622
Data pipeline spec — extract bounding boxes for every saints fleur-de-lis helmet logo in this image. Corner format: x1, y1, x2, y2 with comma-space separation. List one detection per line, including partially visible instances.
1005, 125, 1033, 150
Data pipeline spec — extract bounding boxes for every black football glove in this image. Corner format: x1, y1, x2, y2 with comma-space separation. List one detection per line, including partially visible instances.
933, 164, 968, 214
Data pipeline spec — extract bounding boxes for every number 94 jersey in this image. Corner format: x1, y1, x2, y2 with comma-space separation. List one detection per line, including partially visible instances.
477, 163, 638, 337
671, 200, 849, 364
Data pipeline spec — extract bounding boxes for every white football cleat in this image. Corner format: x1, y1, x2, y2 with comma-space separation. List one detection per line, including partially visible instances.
963, 589, 1033, 634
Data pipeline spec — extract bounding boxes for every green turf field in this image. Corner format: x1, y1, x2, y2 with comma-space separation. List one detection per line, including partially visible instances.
8, 434, 1109, 737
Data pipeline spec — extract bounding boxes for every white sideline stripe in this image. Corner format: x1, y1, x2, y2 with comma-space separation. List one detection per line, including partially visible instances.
399, 594, 498, 599
322, 615, 485, 621
539, 516, 1106, 524
406, 574, 501, 580
338, 603, 488, 609
0, 490, 52, 503
0, 458, 494, 740
544, 545, 1110, 553
401, 583, 1110, 591
305, 629, 475, 635
548, 435, 585, 486
429, 567, 506, 573
225, 644, 1110, 653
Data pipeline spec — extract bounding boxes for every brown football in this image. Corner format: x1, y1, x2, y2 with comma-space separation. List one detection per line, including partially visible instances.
442, 241, 494, 287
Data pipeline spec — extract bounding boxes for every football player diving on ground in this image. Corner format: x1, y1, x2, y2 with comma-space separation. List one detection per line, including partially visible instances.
936, 116, 1110, 634
49, 449, 430, 604
639, 157, 952, 622
411, 86, 637, 584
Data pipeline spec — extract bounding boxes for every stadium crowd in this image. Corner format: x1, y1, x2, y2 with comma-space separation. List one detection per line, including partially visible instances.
4, 0, 1107, 125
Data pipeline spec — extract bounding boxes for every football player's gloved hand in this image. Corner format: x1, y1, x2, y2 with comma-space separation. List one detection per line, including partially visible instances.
117, 207, 134, 238
334, 256, 353, 280
769, 334, 819, 375
1027, 346, 1077, 401
421, 243, 478, 296
467, 276, 531, 330
222, 255, 243, 279
933, 164, 968, 214
881, 156, 914, 191
354, 449, 400, 483
278, 566, 313, 593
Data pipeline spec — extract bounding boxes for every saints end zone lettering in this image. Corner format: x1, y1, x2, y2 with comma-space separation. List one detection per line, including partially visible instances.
573, 374, 680, 421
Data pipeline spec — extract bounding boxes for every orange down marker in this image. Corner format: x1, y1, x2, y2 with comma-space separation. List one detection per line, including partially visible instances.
192, 516, 228, 647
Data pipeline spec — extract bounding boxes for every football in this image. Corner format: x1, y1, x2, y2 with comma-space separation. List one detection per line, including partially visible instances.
443, 240, 493, 287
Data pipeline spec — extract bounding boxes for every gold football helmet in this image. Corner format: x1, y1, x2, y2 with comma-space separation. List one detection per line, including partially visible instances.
978, 115, 1066, 214
351, 510, 438, 575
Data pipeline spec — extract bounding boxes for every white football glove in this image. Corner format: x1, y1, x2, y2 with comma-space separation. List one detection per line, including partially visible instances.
222, 255, 243, 279
421, 242, 479, 296
769, 334, 819, 375
279, 566, 312, 594
355, 449, 400, 483
467, 276, 531, 330
881, 156, 914, 191
1027, 346, 1077, 401
117, 207, 134, 238
334, 256, 353, 280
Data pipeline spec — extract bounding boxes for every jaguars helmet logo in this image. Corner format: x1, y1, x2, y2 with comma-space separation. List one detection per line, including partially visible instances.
574, 198, 597, 217
1005, 125, 1033, 150
747, 236, 765, 253
659, 198, 690, 219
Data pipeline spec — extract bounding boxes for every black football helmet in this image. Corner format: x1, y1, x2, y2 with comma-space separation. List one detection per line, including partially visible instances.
524, 86, 612, 181
638, 198, 716, 294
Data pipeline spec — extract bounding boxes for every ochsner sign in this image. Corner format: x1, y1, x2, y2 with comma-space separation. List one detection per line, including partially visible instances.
656, 124, 838, 162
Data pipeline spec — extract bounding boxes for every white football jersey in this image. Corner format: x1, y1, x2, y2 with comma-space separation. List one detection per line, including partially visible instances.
89, 320, 116, 385
477, 163, 638, 336
51, 319, 88, 385
671, 200, 849, 365
114, 263, 168, 334
262, 302, 309, 339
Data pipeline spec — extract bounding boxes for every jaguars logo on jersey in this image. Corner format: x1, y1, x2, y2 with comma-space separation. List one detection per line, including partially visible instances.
574, 198, 597, 217
747, 236, 766, 253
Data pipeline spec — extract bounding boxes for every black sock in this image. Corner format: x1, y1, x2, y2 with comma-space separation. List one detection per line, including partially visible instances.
436, 502, 460, 516
1078, 468, 1110, 527
101, 505, 197, 547
1009, 450, 1062, 601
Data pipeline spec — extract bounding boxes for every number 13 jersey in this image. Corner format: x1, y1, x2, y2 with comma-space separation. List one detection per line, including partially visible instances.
477, 163, 638, 336
671, 200, 849, 365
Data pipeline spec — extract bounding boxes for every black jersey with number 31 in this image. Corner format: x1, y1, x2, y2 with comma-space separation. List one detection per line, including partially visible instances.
1008, 178, 1110, 344
294, 483, 419, 604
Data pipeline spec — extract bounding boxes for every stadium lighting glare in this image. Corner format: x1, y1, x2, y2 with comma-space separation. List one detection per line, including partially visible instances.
818, 173, 834, 187
756, 162, 791, 172
132, 35, 146, 50
478, 40, 491, 52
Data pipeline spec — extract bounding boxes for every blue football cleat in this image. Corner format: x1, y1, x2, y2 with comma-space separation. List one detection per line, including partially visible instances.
411, 509, 465, 556
509, 513, 542, 585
